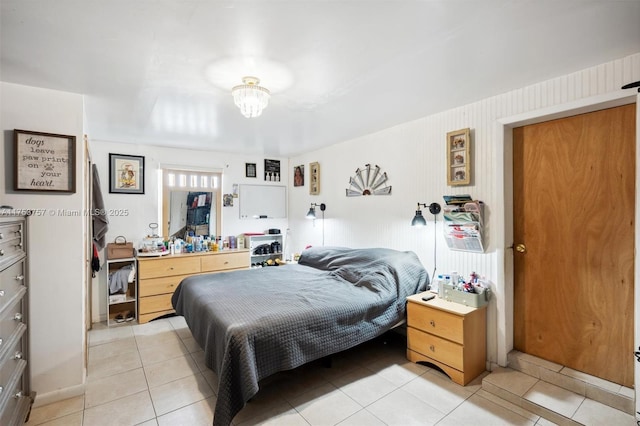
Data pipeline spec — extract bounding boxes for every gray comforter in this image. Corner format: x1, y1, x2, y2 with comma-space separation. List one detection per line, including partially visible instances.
171, 246, 429, 426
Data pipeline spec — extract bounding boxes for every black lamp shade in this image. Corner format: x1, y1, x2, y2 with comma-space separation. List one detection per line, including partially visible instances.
306, 207, 316, 219
411, 210, 427, 227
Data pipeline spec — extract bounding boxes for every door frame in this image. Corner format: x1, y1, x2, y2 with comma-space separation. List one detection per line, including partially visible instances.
493, 90, 639, 412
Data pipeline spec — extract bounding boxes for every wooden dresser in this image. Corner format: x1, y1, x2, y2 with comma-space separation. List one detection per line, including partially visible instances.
137, 250, 249, 323
406, 292, 486, 385
0, 214, 34, 425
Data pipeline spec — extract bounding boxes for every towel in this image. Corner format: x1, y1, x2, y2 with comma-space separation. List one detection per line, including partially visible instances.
92, 164, 109, 249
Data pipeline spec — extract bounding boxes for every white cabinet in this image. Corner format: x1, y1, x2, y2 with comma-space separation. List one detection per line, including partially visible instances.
244, 234, 283, 267
106, 257, 137, 326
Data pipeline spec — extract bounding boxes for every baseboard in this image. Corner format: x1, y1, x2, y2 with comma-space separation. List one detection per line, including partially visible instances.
32, 383, 85, 408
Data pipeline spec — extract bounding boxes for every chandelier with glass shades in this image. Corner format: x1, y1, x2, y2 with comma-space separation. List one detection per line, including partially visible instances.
231, 76, 271, 118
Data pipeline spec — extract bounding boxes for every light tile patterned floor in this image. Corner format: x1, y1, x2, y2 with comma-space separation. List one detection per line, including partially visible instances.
24, 316, 629, 425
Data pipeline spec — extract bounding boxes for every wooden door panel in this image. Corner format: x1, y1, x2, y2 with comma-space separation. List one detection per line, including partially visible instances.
513, 104, 635, 387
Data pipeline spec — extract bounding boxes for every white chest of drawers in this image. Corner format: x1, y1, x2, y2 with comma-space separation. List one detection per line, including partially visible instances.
0, 214, 34, 425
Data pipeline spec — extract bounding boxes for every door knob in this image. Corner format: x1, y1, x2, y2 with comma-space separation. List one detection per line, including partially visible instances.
516, 244, 526, 253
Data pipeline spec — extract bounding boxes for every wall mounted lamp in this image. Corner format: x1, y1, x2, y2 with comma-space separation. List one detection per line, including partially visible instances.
306, 203, 326, 220
411, 201, 442, 287
411, 202, 441, 227
306, 203, 327, 246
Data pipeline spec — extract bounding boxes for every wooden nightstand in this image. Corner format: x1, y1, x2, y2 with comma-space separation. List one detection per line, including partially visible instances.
406, 292, 487, 385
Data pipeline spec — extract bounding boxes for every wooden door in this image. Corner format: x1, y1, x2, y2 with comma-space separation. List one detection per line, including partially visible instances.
513, 104, 636, 387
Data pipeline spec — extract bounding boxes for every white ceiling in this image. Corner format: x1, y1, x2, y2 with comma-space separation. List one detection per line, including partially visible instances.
2, 1, 639, 157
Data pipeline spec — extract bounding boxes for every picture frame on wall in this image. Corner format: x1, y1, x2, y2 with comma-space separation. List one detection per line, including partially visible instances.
309, 162, 320, 195
293, 164, 304, 187
109, 153, 145, 194
446, 128, 471, 186
14, 129, 76, 193
245, 162, 257, 178
264, 159, 281, 182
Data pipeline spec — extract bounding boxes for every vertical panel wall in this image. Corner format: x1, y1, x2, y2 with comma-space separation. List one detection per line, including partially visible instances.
288, 53, 640, 376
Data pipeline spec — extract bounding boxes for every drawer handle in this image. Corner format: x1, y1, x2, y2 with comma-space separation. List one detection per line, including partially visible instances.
0, 290, 4, 297
0, 338, 3, 346
0, 249, 4, 256
429, 320, 435, 327
14, 351, 23, 360
15, 275, 24, 281
14, 313, 23, 322
429, 345, 435, 352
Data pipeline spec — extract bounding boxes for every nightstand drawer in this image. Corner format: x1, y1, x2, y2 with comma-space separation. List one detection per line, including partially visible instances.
407, 327, 463, 370
407, 302, 464, 344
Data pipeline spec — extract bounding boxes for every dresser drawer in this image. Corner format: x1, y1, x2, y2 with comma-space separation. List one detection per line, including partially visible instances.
0, 326, 26, 391
0, 261, 26, 314
0, 222, 23, 244
139, 294, 174, 314
407, 302, 464, 344
0, 359, 27, 426
139, 274, 191, 297
201, 252, 249, 272
407, 327, 463, 370
139, 256, 200, 279
0, 222, 24, 267
0, 296, 25, 351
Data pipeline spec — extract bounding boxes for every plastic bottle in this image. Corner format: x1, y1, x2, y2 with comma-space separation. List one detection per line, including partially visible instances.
431, 275, 443, 294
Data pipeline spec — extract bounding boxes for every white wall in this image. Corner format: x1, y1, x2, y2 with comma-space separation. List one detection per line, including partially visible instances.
288, 52, 640, 377
89, 141, 288, 321
0, 82, 86, 405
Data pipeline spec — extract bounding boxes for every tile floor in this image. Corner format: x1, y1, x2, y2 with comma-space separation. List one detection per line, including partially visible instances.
25, 316, 636, 425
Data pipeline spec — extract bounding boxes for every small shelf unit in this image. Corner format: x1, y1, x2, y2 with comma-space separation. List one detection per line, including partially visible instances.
106, 257, 138, 326
244, 234, 283, 267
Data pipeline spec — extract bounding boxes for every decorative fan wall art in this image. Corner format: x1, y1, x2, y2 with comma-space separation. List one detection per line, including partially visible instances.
345, 164, 392, 197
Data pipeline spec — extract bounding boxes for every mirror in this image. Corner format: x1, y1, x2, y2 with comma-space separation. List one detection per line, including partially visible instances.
161, 168, 222, 240
168, 191, 216, 239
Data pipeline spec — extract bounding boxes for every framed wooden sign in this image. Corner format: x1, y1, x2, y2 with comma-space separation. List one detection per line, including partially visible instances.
446, 128, 471, 186
14, 129, 76, 193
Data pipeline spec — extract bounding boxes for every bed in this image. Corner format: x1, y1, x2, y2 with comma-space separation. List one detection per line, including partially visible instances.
171, 246, 429, 426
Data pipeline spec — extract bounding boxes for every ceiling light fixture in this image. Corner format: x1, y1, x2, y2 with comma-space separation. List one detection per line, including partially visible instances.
231, 76, 270, 118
